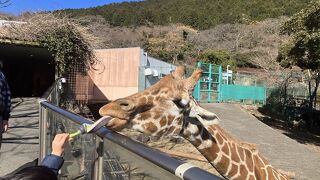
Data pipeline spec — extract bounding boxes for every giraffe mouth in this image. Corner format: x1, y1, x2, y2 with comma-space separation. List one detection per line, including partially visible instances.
104, 116, 129, 131
99, 103, 132, 131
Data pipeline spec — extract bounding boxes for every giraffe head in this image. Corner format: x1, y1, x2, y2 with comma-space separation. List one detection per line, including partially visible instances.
99, 66, 215, 136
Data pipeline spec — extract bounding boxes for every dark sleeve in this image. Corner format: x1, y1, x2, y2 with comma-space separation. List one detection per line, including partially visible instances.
1, 72, 11, 120
40, 154, 64, 175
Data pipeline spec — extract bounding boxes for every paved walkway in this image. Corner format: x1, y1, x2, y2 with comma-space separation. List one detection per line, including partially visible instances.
201, 103, 320, 180
0, 98, 39, 176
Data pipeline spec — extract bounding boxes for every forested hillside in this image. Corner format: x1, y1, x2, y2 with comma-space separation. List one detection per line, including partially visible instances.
59, 0, 311, 30
48, 0, 314, 72
71, 15, 286, 71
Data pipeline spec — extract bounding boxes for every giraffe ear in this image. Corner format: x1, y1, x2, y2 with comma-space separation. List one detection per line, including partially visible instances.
185, 68, 202, 90
171, 66, 186, 79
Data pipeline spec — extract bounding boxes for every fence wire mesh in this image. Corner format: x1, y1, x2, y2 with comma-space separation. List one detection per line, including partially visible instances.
66, 62, 90, 103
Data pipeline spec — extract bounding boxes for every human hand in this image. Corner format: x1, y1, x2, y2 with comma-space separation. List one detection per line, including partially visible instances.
51, 133, 70, 156
2, 120, 8, 132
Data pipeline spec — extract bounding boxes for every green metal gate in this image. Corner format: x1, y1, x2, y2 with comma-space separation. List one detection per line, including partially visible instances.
193, 62, 222, 102
193, 62, 266, 104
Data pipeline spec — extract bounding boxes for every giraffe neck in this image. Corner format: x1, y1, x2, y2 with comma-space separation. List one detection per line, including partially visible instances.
181, 121, 289, 180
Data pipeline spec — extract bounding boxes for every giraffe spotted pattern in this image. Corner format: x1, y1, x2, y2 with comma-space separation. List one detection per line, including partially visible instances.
99, 66, 293, 180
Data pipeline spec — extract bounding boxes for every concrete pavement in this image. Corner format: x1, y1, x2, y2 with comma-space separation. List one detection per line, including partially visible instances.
201, 103, 320, 180
0, 98, 39, 176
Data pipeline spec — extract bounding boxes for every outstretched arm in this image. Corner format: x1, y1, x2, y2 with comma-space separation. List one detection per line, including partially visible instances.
41, 133, 70, 175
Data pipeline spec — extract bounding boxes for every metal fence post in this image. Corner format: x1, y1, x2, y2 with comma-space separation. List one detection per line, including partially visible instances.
193, 62, 202, 101
218, 65, 222, 102
38, 100, 48, 163
94, 137, 104, 180
264, 86, 267, 105
208, 64, 212, 102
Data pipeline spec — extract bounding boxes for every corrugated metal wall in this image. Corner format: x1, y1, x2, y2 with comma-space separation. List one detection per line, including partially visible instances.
139, 53, 176, 90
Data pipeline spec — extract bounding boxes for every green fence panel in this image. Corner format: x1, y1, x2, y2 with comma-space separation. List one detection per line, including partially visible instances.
193, 62, 267, 104
193, 62, 222, 102
221, 84, 266, 103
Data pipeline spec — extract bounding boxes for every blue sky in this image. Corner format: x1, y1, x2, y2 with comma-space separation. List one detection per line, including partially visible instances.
0, 0, 138, 15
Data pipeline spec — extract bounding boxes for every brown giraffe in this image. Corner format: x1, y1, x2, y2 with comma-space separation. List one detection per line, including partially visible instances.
99, 66, 292, 180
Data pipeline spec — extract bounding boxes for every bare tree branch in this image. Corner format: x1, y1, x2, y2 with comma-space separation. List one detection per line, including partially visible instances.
0, 0, 11, 8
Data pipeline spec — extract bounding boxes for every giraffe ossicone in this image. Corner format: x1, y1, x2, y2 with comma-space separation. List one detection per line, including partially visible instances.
99, 66, 293, 180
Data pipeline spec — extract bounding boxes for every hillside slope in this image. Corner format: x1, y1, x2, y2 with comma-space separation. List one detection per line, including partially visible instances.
75, 15, 286, 71
59, 0, 311, 29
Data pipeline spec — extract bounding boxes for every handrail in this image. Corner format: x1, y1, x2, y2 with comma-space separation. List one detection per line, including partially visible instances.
41, 81, 57, 99
40, 77, 66, 106
40, 99, 222, 180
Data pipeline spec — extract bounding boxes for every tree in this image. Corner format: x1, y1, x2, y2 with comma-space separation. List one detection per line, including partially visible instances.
278, 0, 320, 109
198, 49, 237, 70
144, 25, 197, 64
59, 0, 311, 30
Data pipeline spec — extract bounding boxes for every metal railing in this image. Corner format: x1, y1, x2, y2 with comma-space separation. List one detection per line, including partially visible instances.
39, 78, 221, 180
39, 78, 66, 162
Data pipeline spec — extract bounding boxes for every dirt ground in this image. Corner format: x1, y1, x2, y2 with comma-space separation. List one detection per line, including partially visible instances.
240, 105, 320, 155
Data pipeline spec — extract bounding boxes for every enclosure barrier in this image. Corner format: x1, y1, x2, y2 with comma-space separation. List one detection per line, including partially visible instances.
220, 84, 266, 104
193, 62, 222, 103
39, 79, 221, 179
193, 62, 266, 104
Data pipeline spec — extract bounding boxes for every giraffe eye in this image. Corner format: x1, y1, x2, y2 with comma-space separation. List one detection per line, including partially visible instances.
120, 102, 129, 106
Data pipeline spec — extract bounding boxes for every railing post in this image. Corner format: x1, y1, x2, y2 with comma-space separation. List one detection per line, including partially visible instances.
94, 137, 104, 180
38, 99, 48, 163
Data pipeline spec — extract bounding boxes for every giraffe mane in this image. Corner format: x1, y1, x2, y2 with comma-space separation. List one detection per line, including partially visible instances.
191, 103, 258, 152
210, 124, 258, 151
277, 169, 295, 179
217, 125, 257, 149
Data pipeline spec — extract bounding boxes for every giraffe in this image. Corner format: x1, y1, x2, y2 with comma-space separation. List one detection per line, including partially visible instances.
99, 66, 292, 180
